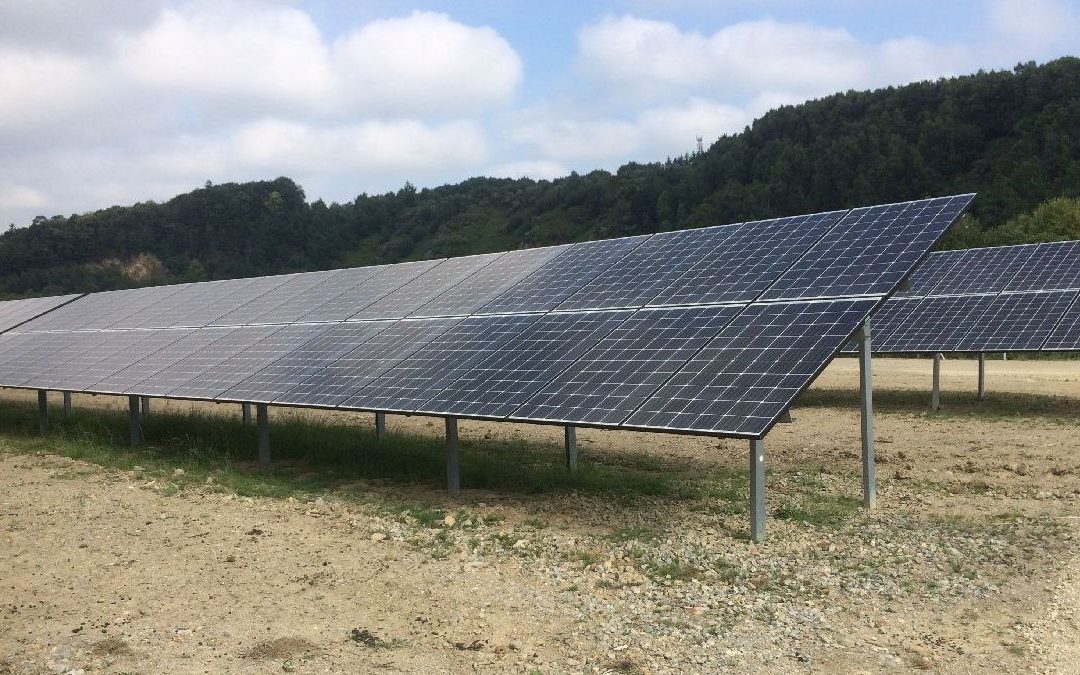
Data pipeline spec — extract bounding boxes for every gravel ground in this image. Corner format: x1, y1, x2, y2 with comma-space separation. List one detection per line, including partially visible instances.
1, 356, 1078, 673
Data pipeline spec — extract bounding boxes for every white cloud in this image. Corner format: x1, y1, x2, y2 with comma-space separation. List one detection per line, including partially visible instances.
0, 48, 108, 132
578, 15, 970, 103
986, 0, 1080, 49
0, 183, 49, 210
334, 11, 523, 115
485, 160, 571, 181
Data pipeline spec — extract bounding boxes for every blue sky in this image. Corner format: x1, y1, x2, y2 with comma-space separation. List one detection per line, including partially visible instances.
0, 0, 1078, 227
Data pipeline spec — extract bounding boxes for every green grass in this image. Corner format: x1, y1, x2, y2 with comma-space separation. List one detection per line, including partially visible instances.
773, 494, 861, 527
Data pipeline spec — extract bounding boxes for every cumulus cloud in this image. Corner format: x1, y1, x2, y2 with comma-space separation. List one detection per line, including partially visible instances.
578, 15, 970, 103
485, 160, 571, 181
986, 0, 1080, 53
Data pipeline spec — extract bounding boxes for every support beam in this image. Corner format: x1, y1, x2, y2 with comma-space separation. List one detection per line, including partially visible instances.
749, 439, 765, 543
62, 391, 72, 417
445, 417, 460, 496
977, 352, 987, 400
141, 396, 151, 416
257, 404, 270, 467
375, 412, 386, 442
128, 395, 141, 447
856, 322, 876, 510
37, 390, 48, 434
931, 352, 943, 412
564, 425, 577, 470
242, 402, 252, 425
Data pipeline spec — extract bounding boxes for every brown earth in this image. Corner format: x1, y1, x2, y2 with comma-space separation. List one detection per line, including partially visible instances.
0, 356, 1078, 673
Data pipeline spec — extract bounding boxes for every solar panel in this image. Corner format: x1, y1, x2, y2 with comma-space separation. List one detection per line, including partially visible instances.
1003, 241, 1080, 292
144, 325, 283, 397
350, 253, 502, 320
344, 314, 542, 412
623, 298, 878, 437
872, 294, 995, 353
112, 279, 245, 329
839, 295, 924, 353
28, 330, 151, 391
511, 304, 744, 426
246, 267, 384, 325
647, 212, 844, 306
761, 195, 974, 300
104, 326, 242, 396
417, 310, 631, 419
893, 248, 966, 298
172, 323, 333, 399
298, 260, 439, 323
555, 227, 737, 310
0, 331, 66, 383
17, 331, 108, 389
921, 245, 1038, 296
476, 236, 650, 314
1043, 294, 1080, 350
277, 317, 461, 407
86, 328, 199, 394
410, 245, 571, 318
0, 294, 81, 333
67, 285, 192, 331
953, 290, 1078, 351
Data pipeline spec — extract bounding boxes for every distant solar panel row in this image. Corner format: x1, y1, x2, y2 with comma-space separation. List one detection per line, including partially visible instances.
0, 194, 973, 438
860, 240, 1080, 353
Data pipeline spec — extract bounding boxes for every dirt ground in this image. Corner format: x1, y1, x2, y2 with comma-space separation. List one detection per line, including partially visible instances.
1, 356, 1079, 674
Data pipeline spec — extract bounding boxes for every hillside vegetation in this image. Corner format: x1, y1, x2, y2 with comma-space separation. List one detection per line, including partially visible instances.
2, 58, 1079, 297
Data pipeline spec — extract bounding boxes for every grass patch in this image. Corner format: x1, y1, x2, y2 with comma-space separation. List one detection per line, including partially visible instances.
799, 387, 1080, 424
774, 494, 860, 527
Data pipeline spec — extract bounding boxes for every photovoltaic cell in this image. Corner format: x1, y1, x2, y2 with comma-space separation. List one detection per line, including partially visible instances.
344, 314, 542, 412
0, 331, 74, 383
922, 245, 1038, 296
648, 211, 845, 306
31, 330, 152, 391
278, 317, 461, 407
17, 331, 109, 389
953, 291, 1078, 351
410, 245, 570, 318
350, 253, 502, 320
100, 326, 238, 395
417, 310, 631, 419
247, 267, 384, 325
512, 304, 744, 426
298, 260, 439, 322
476, 236, 650, 314
220, 320, 393, 403
762, 195, 974, 300
624, 298, 878, 437
173, 323, 332, 399
840, 296, 923, 353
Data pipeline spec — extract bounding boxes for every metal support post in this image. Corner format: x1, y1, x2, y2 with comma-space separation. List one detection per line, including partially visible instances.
977, 352, 986, 400
931, 352, 942, 412
256, 404, 270, 466
37, 390, 48, 434
128, 395, 141, 447
375, 412, 386, 442
857, 322, 876, 510
749, 439, 765, 543
141, 396, 150, 416
565, 425, 577, 469
241, 402, 252, 425
445, 417, 460, 496
62, 391, 72, 417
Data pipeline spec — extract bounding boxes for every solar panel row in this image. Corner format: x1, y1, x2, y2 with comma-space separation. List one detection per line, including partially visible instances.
0, 294, 82, 334
860, 240, 1080, 353
0, 194, 974, 438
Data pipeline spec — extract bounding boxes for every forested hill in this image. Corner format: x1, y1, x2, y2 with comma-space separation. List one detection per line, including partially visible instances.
2, 58, 1080, 297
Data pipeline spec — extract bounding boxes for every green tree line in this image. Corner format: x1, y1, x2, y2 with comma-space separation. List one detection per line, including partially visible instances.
2, 58, 1079, 297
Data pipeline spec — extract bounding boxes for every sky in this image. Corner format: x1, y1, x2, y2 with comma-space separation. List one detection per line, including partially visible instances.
1, 0, 1079, 228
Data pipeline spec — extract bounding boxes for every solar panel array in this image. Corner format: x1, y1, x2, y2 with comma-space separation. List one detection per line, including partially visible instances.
0, 194, 973, 439
860, 240, 1080, 353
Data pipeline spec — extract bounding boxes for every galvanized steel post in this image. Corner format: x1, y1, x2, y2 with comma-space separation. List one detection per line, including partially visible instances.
375, 412, 386, 442
128, 395, 141, 447
931, 352, 942, 411
565, 425, 577, 469
62, 391, 72, 417
749, 439, 765, 543
141, 396, 150, 416
977, 352, 986, 400
37, 390, 48, 434
257, 403, 270, 467
242, 402, 252, 425
446, 417, 460, 496
857, 321, 875, 510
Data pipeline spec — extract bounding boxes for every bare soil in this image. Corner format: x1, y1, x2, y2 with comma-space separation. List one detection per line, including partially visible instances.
1, 356, 1078, 673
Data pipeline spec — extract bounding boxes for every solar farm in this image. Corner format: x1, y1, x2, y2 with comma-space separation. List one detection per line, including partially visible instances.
2, 193, 1079, 672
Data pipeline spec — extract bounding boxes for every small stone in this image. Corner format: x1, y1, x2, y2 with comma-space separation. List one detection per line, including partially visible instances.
444, 514, 457, 528
173, 468, 185, 476
370, 532, 387, 541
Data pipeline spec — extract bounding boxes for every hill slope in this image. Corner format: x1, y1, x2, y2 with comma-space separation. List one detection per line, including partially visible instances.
2, 58, 1079, 297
